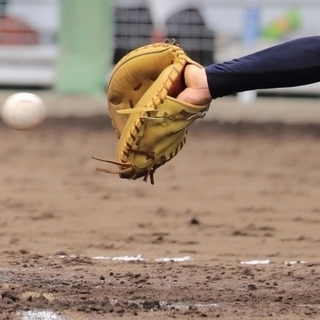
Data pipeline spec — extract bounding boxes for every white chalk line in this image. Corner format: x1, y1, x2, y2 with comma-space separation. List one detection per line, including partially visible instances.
16, 256, 310, 320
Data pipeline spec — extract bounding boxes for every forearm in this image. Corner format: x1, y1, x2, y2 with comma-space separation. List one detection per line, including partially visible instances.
205, 36, 320, 99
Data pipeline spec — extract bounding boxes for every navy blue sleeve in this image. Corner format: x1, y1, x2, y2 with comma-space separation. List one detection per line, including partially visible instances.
205, 36, 320, 99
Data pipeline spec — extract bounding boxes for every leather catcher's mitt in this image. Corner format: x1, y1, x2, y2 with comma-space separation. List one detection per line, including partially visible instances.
93, 40, 210, 184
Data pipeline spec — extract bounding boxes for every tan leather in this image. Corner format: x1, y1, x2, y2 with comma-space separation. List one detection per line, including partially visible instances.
93, 40, 210, 184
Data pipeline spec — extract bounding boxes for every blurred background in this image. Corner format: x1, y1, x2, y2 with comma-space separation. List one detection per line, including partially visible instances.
0, 0, 319, 101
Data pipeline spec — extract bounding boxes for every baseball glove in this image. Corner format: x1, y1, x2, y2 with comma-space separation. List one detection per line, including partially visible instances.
93, 40, 210, 184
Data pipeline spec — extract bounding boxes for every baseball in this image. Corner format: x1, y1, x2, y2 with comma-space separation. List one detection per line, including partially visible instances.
1, 92, 46, 130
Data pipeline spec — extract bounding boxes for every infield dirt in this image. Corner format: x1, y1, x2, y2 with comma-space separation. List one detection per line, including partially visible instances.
1, 96, 320, 319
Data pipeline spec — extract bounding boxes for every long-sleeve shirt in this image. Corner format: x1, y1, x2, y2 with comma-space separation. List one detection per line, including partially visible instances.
205, 36, 320, 99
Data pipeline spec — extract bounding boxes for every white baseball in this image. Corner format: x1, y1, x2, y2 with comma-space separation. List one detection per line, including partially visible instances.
1, 92, 46, 130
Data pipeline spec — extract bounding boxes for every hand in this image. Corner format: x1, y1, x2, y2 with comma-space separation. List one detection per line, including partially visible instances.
177, 64, 212, 106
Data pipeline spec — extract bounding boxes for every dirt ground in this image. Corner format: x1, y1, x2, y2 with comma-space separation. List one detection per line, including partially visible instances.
1, 110, 320, 319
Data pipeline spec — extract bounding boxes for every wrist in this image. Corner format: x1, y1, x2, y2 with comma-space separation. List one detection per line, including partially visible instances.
198, 68, 211, 99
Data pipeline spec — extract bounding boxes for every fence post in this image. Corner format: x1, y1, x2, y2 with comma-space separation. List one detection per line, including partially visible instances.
237, 6, 260, 104
55, 0, 113, 95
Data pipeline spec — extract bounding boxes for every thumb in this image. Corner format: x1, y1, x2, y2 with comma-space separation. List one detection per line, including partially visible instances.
177, 87, 201, 105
